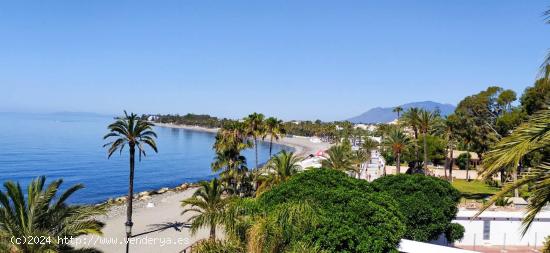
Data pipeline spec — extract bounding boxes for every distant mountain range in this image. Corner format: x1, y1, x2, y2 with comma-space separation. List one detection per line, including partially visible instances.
347, 101, 456, 124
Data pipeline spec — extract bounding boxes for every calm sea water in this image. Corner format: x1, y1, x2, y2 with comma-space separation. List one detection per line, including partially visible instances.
0, 112, 289, 204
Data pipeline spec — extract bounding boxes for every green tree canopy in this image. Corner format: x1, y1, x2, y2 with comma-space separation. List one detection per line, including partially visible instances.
521, 65, 550, 115
371, 174, 463, 242
416, 135, 447, 166
456, 152, 472, 171
257, 169, 405, 253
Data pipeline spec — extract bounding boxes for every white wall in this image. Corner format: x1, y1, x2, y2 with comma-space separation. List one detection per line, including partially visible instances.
454, 210, 550, 248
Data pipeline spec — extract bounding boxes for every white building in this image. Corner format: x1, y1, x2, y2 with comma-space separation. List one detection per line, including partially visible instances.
354, 123, 377, 132
453, 209, 550, 248
399, 239, 478, 253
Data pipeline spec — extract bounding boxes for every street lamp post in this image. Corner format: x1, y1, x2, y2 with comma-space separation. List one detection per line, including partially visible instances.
125, 221, 133, 253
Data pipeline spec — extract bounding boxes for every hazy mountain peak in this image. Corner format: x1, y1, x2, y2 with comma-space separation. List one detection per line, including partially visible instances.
347, 101, 455, 123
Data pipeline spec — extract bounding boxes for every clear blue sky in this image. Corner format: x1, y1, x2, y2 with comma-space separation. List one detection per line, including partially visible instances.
1, 1, 549, 121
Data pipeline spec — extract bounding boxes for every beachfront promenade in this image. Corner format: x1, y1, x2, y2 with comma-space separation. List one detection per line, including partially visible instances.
78, 188, 211, 253
358, 150, 385, 182
77, 135, 331, 253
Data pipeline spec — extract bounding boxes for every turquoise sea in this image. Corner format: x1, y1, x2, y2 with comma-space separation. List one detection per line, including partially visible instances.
0, 112, 288, 203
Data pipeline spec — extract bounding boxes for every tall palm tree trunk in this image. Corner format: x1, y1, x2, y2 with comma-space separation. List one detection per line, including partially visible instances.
269, 135, 274, 158
396, 153, 401, 174
423, 133, 428, 175
254, 137, 259, 169
210, 220, 216, 240
465, 154, 470, 181
413, 131, 420, 169
444, 144, 452, 180
448, 144, 454, 182
127, 144, 135, 243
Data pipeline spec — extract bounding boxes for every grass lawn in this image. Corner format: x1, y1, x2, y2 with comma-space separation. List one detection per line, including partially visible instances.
452, 179, 500, 200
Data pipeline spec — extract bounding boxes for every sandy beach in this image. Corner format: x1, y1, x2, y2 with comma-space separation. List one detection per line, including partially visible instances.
78, 187, 209, 253
154, 122, 331, 157
76, 123, 332, 253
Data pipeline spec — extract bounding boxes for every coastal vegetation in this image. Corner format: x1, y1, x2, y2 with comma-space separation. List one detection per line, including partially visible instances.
149, 113, 370, 144
320, 142, 356, 173
255, 150, 301, 196
254, 169, 405, 252
181, 178, 232, 240
0, 176, 105, 253
383, 128, 409, 174
172, 63, 550, 251
244, 113, 266, 170
371, 174, 462, 242
477, 107, 550, 233
262, 117, 286, 158
186, 169, 466, 252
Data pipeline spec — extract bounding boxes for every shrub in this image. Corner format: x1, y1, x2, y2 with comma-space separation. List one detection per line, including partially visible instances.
371, 174, 463, 242
543, 236, 550, 253
258, 169, 405, 253
456, 153, 471, 170
494, 197, 512, 207
191, 239, 243, 253
484, 178, 499, 188
445, 223, 465, 243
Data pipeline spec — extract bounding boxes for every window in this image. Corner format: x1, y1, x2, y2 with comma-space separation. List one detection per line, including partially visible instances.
483, 220, 491, 240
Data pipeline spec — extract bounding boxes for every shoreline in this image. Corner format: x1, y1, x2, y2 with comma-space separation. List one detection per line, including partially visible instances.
98, 122, 332, 214
154, 122, 331, 157
81, 122, 333, 252
81, 186, 208, 253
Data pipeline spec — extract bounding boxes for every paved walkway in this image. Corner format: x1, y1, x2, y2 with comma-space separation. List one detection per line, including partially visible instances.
359, 150, 384, 182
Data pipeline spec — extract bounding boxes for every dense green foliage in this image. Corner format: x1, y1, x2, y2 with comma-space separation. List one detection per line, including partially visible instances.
520, 67, 550, 115
181, 178, 232, 240
371, 174, 463, 242
453, 86, 520, 155
153, 113, 228, 128
456, 153, 471, 171
411, 135, 446, 166
257, 169, 405, 253
0, 177, 105, 253
479, 108, 550, 233
445, 223, 465, 243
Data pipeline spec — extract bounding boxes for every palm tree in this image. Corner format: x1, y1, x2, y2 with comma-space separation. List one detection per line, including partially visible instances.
402, 108, 421, 168
244, 113, 265, 169
213, 122, 252, 194
477, 108, 550, 234
103, 111, 158, 243
321, 143, 356, 173
444, 115, 458, 181
457, 152, 472, 181
181, 178, 231, 240
352, 149, 370, 178
393, 106, 403, 120
214, 121, 251, 154
263, 117, 286, 158
384, 128, 409, 174
212, 150, 248, 192
362, 137, 379, 154
0, 176, 105, 253
246, 202, 318, 253
256, 150, 301, 195
418, 110, 436, 174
